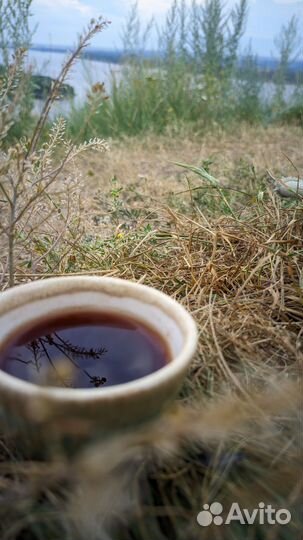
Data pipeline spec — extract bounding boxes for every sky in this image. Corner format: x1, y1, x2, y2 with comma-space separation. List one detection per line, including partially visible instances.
32, 0, 303, 57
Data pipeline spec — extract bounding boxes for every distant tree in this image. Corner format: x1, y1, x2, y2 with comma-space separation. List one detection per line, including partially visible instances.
274, 15, 302, 108
200, 0, 248, 75
0, 0, 34, 66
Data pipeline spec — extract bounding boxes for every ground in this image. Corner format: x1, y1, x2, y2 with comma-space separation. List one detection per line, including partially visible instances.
81, 124, 302, 199
0, 124, 302, 540
78, 124, 302, 239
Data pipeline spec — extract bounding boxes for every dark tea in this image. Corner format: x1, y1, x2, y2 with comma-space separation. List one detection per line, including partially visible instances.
0, 311, 171, 389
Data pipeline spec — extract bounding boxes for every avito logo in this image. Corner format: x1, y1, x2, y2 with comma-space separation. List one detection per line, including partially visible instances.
197, 502, 291, 527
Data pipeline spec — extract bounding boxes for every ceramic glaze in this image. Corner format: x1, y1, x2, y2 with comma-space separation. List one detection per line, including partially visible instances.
0, 277, 198, 431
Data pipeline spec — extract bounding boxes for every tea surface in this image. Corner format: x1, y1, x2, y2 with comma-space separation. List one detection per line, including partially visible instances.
0, 311, 170, 388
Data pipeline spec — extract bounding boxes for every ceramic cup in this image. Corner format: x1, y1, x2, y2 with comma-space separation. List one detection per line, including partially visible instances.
0, 276, 198, 431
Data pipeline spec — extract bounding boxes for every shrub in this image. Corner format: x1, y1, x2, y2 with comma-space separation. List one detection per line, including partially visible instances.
0, 17, 109, 288
0, 0, 35, 142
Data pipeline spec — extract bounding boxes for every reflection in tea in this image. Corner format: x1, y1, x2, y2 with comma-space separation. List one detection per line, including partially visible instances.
0, 311, 170, 388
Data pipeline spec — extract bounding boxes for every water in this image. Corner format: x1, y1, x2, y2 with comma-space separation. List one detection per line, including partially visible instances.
26, 49, 298, 117
26, 49, 121, 116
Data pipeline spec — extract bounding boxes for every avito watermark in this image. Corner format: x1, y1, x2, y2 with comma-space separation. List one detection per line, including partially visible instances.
197, 502, 291, 527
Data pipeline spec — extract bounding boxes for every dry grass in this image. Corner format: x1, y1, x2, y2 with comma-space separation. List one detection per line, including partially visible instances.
81, 124, 303, 200
0, 125, 302, 539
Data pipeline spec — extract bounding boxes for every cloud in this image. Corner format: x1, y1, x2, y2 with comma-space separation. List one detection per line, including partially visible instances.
273, 0, 303, 4
35, 0, 94, 16
137, 0, 178, 15
123, 0, 239, 19
118, 0, 194, 18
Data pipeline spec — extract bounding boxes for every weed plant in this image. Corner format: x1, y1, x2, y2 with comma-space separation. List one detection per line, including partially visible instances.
66, 0, 302, 140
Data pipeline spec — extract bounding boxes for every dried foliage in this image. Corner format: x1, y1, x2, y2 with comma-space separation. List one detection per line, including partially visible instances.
0, 18, 109, 288
0, 146, 302, 538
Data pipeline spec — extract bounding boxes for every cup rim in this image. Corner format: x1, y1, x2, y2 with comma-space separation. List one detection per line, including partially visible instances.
0, 276, 198, 402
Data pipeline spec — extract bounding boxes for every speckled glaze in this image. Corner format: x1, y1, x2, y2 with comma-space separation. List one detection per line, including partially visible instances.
0, 277, 198, 431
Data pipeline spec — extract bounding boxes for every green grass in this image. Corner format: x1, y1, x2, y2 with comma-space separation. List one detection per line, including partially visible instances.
2, 0, 302, 143
65, 1, 302, 140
